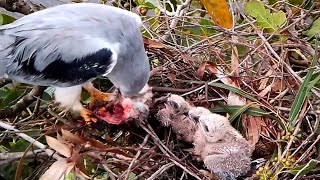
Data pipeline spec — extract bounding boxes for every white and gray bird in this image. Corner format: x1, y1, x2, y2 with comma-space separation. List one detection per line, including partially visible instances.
0, 3, 150, 124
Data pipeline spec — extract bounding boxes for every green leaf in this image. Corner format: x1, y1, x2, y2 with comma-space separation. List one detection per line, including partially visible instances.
289, 0, 304, 5
288, 159, 318, 176
9, 139, 30, 152
128, 172, 137, 180
229, 103, 252, 122
211, 105, 271, 117
65, 172, 75, 180
209, 82, 259, 103
0, 87, 25, 108
308, 73, 320, 90
144, 0, 160, 9
306, 18, 320, 40
244, 1, 286, 33
0, 14, 16, 25
289, 40, 318, 127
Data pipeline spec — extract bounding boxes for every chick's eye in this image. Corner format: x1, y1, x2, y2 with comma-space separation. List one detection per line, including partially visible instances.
203, 124, 209, 132
169, 101, 179, 110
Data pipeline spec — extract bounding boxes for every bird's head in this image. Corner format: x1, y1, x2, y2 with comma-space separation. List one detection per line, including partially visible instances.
106, 30, 150, 98
198, 114, 229, 143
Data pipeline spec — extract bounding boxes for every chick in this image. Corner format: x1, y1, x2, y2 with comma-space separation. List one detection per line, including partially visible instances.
194, 114, 253, 180
188, 106, 212, 120
157, 94, 253, 179
166, 94, 193, 114
157, 104, 197, 143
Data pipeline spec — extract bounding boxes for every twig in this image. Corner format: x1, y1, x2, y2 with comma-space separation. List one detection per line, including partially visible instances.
139, 121, 204, 180
0, 86, 45, 119
146, 163, 175, 180
152, 86, 201, 93
0, 121, 61, 160
0, 78, 12, 88
122, 134, 150, 180
161, 0, 192, 41
0, 149, 45, 166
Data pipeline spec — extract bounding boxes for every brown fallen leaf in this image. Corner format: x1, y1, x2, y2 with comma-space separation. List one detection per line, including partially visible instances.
61, 129, 86, 145
40, 159, 75, 180
45, 136, 71, 158
258, 84, 272, 98
143, 37, 166, 48
258, 69, 273, 90
242, 114, 262, 146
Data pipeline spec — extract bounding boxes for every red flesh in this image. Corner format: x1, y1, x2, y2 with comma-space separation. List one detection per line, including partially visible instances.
94, 99, 134, 125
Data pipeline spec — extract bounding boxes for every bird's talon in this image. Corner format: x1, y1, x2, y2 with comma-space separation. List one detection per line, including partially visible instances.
81, 108, 98, 125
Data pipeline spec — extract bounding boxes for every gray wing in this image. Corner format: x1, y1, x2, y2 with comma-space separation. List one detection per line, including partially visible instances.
0, 3, 142, 87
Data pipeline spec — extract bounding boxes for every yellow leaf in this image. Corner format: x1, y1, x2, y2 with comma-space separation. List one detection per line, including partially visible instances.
199, 0, 233, 29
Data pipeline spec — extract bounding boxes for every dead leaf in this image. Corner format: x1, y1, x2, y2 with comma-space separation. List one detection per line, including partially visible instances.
45, 136, 71, 157
167, 73, 177, 84
199, 0, 233, 29
143, 37, 165, 48
242, 114, 262, 146
231, 36, 240, 76
227, 38, 246, 106
271, 79, 285, 92
196, 62, 209, 79
227, 92, 246, 106
61, 129, 86, 145
40, 159, 75, 180
258, 69, 273, 90
258, 84, 272, 98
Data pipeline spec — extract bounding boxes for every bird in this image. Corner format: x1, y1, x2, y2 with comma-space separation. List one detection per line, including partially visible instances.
0, 3, 150, 125
194, 114, 253, 180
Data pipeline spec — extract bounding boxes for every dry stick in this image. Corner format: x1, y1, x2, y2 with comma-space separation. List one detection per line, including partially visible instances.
146, 163, 175, 180
0, 78, 12, 88
0, 121, 61, 160
161, 0, 192, 41
123, 134, 150, 180
257, 31, 320, 98
279, 3, 316, 33
181, 24, 272, 98
295, 134, 320, 163
0, 149, 45, 166
101, 164, 117, 180
291, 111, 320, 158
0, 85, 46, 118
183, 20, 256, 52
139, 122, 203, 180
280, 102, 308, 161
152, 86, 201, 93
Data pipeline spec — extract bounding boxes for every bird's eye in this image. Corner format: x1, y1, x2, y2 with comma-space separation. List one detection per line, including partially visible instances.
203, 124, 209, 132
168, 101, 180, 110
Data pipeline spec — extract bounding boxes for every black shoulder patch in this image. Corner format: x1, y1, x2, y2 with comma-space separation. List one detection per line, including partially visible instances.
9, 36, 114, 85
39, 48, 113, 84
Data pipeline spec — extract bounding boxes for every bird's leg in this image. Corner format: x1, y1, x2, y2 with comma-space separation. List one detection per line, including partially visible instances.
82, 82, 117, 108
80, 108, 98, 124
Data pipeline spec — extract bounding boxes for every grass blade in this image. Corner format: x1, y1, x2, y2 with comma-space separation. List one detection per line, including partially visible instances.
289, 40, 318, 127
228, 103, 253, 123
211, 105, 271, 117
